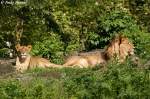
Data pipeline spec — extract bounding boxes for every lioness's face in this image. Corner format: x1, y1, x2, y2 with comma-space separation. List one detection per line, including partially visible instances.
121, 37, 135, 56
15, 44, 32, 58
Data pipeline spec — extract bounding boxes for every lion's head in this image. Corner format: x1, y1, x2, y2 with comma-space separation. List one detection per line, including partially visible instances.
120, 36, 134, 55
119, 36, 135, 62
15, 44, 32, 59
104, 34, 135, 62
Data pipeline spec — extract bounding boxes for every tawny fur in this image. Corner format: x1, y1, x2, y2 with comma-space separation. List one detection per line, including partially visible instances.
119, 37, 134, 62
15, 44, 61, 72
80, 51, 106, 67
63, 35, 135, 68
105, 35, 120, 60
63, 56, 89, 68
63, 50, 107, 68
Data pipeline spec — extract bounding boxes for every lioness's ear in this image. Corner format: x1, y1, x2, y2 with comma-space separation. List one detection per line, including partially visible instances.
15, 44, 20, 51
27, 45, 32, 51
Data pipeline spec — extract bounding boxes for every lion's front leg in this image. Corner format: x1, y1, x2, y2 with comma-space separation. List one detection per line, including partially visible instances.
15, 64, 29, 73
15, 65, 22, 73
15, 57, 30, 72
15, 61, 29, 73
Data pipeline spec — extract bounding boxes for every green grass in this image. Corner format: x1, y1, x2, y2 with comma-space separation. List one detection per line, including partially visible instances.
0, 61, 149, 99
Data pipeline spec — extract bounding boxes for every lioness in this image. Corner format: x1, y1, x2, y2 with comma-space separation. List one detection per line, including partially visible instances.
15, 44, 61, 72
63, 35, 135, 67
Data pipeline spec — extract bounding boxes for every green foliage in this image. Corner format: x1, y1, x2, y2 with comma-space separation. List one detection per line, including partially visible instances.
0, 1, 150, 98
31, 32, 64, 64
0, 0, 150, 61
0, 62, 149, 99
0, 48, 9, 58
128, 0, 150, 32
0, 80, 25, 98
88, 9, 134, 48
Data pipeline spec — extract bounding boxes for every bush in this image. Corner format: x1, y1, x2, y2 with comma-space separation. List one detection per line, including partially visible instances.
31, 32, 64, 64
0, 0, 150, 61
0, 62, 149, 99
0, 48, 10, 58
93, 8, 150, 59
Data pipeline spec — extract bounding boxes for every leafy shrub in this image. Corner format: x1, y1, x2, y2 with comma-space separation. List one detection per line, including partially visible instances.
0, 62, 149, 99
0, 48, 10, 58
90, 8, 150, 59
1, 0, 150, 61
0, 80, 26, 98
31, 32, 64, 64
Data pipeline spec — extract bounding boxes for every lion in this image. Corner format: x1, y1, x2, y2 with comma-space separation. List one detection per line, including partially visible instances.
104, 35, 135, 62
119, 36, 135, 62
63, 50, 107, 68
63, 35, 135, 68
15, 44, 61, 72
63, 56, 89, 68
104, 35, 120, 60
79, 50, 106, 67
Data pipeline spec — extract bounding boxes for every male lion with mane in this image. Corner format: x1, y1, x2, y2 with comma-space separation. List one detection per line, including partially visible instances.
63, 34, 135, 68
15, 44, 61, 72
105, 35, 135, 62
119, 36, 135, 62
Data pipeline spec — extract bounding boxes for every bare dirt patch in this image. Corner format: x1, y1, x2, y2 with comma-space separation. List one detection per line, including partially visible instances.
0, 59, 15, 76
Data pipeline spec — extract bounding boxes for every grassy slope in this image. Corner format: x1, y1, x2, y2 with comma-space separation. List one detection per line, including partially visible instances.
0, 61, 149, 99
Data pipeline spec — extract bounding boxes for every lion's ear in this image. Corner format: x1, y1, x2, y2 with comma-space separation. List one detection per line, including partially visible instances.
27, 45, 32, 51
15, 44, 20, 51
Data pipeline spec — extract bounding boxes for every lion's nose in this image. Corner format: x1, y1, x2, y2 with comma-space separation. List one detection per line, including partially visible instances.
21, 53, 26, 55
129, 51, 134, 56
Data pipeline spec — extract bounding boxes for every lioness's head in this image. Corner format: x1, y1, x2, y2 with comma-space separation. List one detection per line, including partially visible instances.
15, 44, 32, 59
120, 36, 135, 56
